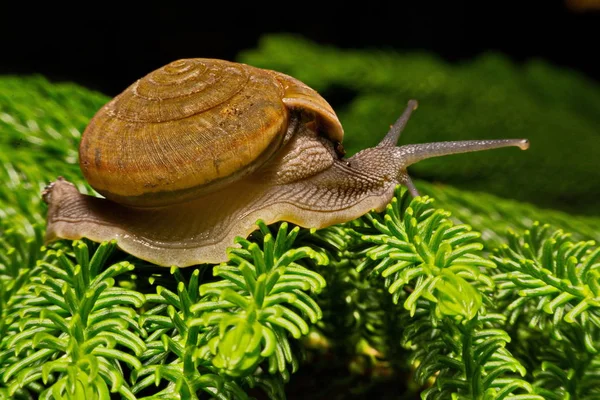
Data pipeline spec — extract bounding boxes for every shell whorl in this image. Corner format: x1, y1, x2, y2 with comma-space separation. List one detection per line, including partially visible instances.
79, 59, 342, 208
110, 59, 249, 123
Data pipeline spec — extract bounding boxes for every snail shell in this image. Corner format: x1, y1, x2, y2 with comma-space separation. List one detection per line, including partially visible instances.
79, 58, 342, 207
43, 59, 529, 267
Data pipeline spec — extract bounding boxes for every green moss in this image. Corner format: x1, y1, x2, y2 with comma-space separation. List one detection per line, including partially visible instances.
0, 75, 108, 238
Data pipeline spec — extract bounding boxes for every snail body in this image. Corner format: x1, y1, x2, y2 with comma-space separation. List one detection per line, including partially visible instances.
43, 58, 529, 267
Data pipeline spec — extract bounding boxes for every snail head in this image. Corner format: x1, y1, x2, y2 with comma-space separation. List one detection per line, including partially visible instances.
348, 100, 529, 197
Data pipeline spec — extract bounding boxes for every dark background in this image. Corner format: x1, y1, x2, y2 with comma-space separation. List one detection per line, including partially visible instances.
1, 1, 598, 98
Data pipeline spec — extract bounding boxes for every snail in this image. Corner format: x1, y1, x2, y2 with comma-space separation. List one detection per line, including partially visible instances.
42, 58, 529, 267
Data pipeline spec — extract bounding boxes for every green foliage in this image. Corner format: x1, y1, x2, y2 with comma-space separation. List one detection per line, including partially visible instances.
132, 265, 247, 400
1, 241, 143, 399
493, 223, 600, 336
2, 35, 600, 398
238, 34, 600, 216
417, 181, 600, 249
352, 193, 493, 319
492, 224, 600, 399
0, 75, 106, 242
2, 231, 317, 399
194, 221, 327, 379
347, 188, 542, 399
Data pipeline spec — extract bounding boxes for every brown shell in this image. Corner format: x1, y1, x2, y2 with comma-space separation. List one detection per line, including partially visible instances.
79, 58, 343, 207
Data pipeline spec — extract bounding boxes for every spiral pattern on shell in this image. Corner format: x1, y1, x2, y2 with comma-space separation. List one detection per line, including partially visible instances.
79, 58, 343, 208
112, 59, 250, 123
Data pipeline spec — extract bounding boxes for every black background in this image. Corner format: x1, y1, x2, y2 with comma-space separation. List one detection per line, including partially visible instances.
2, 1, 598, 99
